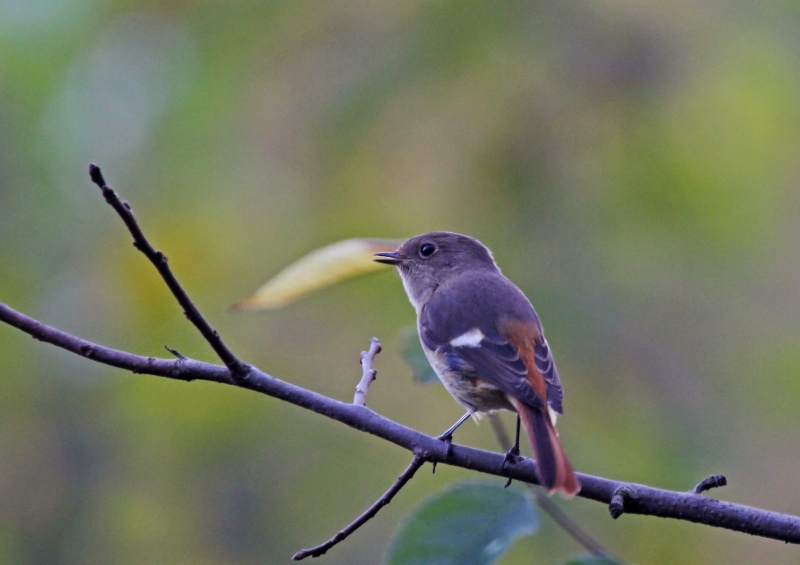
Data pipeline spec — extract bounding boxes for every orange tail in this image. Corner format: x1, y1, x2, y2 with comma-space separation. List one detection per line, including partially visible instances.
512, 400, 580, 497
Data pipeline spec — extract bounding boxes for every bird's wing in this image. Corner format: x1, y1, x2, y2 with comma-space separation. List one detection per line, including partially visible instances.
418, 290, 546, 412
534, 335, 563, 414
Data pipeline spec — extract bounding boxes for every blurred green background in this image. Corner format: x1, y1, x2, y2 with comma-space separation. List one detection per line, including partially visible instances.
2, 1, 800, 563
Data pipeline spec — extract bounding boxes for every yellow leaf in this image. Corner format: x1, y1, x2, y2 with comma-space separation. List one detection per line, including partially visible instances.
231, 238, 401, 311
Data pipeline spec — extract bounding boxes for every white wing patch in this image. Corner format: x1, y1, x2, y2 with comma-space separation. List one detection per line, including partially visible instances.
449, 328, 484, 348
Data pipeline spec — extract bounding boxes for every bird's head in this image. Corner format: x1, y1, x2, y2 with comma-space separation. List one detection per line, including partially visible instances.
374, 231, 498, 307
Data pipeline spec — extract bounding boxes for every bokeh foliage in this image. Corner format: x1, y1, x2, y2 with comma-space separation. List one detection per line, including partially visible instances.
385, 481, 538, 565
1, 1, 800, 564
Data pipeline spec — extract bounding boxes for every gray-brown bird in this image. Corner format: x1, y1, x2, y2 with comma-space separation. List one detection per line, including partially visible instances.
375, 232, 579, 496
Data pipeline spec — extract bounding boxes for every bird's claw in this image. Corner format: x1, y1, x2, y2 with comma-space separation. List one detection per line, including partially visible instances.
502, 444, 520, 469
440, 433, 455, 458
432, 432, 454, 474
502, 445, 520, 487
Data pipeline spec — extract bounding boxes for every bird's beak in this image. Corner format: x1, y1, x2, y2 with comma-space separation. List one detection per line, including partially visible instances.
373, 251, 406, 265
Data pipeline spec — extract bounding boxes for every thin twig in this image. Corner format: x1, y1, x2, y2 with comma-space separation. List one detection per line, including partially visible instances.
488, 414, 617, 561
88, 164, 249, 378
292, 455, 426, 560
294, 415, 470, 559
353, 337, 381, 406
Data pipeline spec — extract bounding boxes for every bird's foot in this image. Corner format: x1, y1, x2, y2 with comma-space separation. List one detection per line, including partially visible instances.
502, 444, 521, 469
432, 432, 454, 474
502, 444, 521, 488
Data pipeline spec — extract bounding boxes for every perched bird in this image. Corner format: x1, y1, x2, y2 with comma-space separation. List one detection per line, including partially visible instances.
375, 232, 579, 496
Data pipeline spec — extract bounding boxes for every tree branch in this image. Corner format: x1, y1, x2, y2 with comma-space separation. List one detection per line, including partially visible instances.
292, 455, 426, 560
88, 164, 248, 377
3, 302, 800, 545
2, 166, 800, 552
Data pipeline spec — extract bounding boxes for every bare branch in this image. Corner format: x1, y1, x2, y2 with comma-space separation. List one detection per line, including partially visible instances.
354, 337, 381, 406
2, 166, 800, 552
4, 301, 800, 547
293, 455, 425, 560
88, 164, 248, 377
295, 414, 480, 560
0, 302, 227, 383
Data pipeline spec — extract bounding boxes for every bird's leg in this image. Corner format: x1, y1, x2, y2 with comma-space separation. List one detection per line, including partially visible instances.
432, 412, 471, 473
502, 415, 522, 486
439, 411, 471, 442
501, 415, 522, 487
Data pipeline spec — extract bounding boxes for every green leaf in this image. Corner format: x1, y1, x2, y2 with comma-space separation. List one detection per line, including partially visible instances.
384, 481, 538, 565
398, 325, 440, 385
563, 555, 622, 565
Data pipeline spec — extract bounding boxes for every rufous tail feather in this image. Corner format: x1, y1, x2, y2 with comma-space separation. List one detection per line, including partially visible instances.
512, 399, 580, 497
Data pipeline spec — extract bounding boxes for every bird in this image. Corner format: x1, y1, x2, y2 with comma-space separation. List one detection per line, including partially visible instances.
374, 231, 580, 496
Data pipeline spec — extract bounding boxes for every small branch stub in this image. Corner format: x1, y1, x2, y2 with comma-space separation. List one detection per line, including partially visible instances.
164, 345, 187, 360
353, 337, 381, 406
693, 474, 727, 495
609, 486, 637, 520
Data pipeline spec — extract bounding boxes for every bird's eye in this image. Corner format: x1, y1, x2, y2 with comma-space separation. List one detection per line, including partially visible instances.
419, 243, 436, 258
